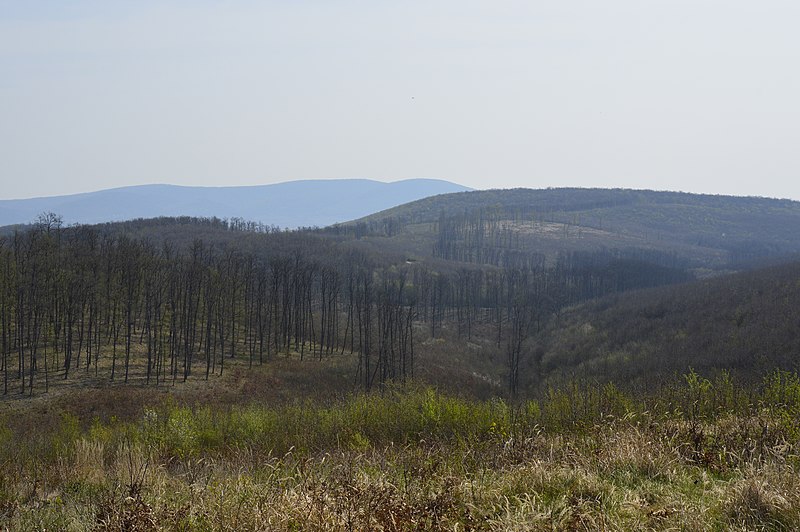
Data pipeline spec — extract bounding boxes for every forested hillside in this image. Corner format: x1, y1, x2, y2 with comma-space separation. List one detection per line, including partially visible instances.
351, 188, 800, 271
0, 209, 691, 398
4, 190, 800, 530
2, 187, 800, 400
527, 260, 800, 391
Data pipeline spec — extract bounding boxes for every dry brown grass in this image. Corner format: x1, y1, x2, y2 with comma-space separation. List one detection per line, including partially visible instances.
3, 356, 800, 530
2, 399, 799, 530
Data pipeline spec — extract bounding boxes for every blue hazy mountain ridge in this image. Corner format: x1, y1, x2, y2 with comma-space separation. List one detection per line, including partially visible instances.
0, 179, 471, 228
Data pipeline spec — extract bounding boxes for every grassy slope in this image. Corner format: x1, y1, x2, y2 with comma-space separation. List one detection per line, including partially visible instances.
2, 378, 800, 530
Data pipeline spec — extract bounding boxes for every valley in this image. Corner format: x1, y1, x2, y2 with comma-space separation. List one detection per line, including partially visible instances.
1, 186, 800, 530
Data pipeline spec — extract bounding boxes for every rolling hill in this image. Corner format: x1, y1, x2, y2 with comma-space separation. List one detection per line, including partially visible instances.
0, 178, 471, 228
347, 187, 800, 272
3, 186, 800, 398
3, 187, 800, 529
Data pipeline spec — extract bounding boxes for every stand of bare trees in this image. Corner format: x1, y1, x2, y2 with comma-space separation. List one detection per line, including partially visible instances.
0, 209, 697, 397
0, 216, 418, 395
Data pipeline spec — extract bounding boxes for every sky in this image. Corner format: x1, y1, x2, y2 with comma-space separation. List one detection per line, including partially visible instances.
1, 1, 799, 200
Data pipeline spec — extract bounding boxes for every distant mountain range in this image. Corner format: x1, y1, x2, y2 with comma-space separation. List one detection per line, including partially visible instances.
0, 179, 471, 228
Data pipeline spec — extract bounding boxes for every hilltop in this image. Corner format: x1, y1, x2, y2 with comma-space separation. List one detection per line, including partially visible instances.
349, 188, 800, 272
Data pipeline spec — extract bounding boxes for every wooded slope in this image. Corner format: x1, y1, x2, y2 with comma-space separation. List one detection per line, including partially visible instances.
529, 260, 800, 391
351, 188, 800, 270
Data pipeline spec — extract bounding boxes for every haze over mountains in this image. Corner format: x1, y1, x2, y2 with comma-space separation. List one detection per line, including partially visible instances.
0, 178, 471, 229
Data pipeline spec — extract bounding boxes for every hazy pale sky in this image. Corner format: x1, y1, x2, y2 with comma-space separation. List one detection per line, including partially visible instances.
2, 1, 799, 200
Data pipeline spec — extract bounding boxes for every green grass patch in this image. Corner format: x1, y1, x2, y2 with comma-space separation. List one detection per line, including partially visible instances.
2, 372, 800, 529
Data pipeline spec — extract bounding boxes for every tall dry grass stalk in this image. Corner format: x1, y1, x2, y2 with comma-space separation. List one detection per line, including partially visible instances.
2, 377, 800, 530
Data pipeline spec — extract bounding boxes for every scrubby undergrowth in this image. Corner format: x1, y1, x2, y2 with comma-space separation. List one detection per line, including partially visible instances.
1, 371, 800, 530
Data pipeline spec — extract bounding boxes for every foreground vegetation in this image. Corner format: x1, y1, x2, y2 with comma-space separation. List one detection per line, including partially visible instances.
2, 371, 800, 530
4, 195, 800, 530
